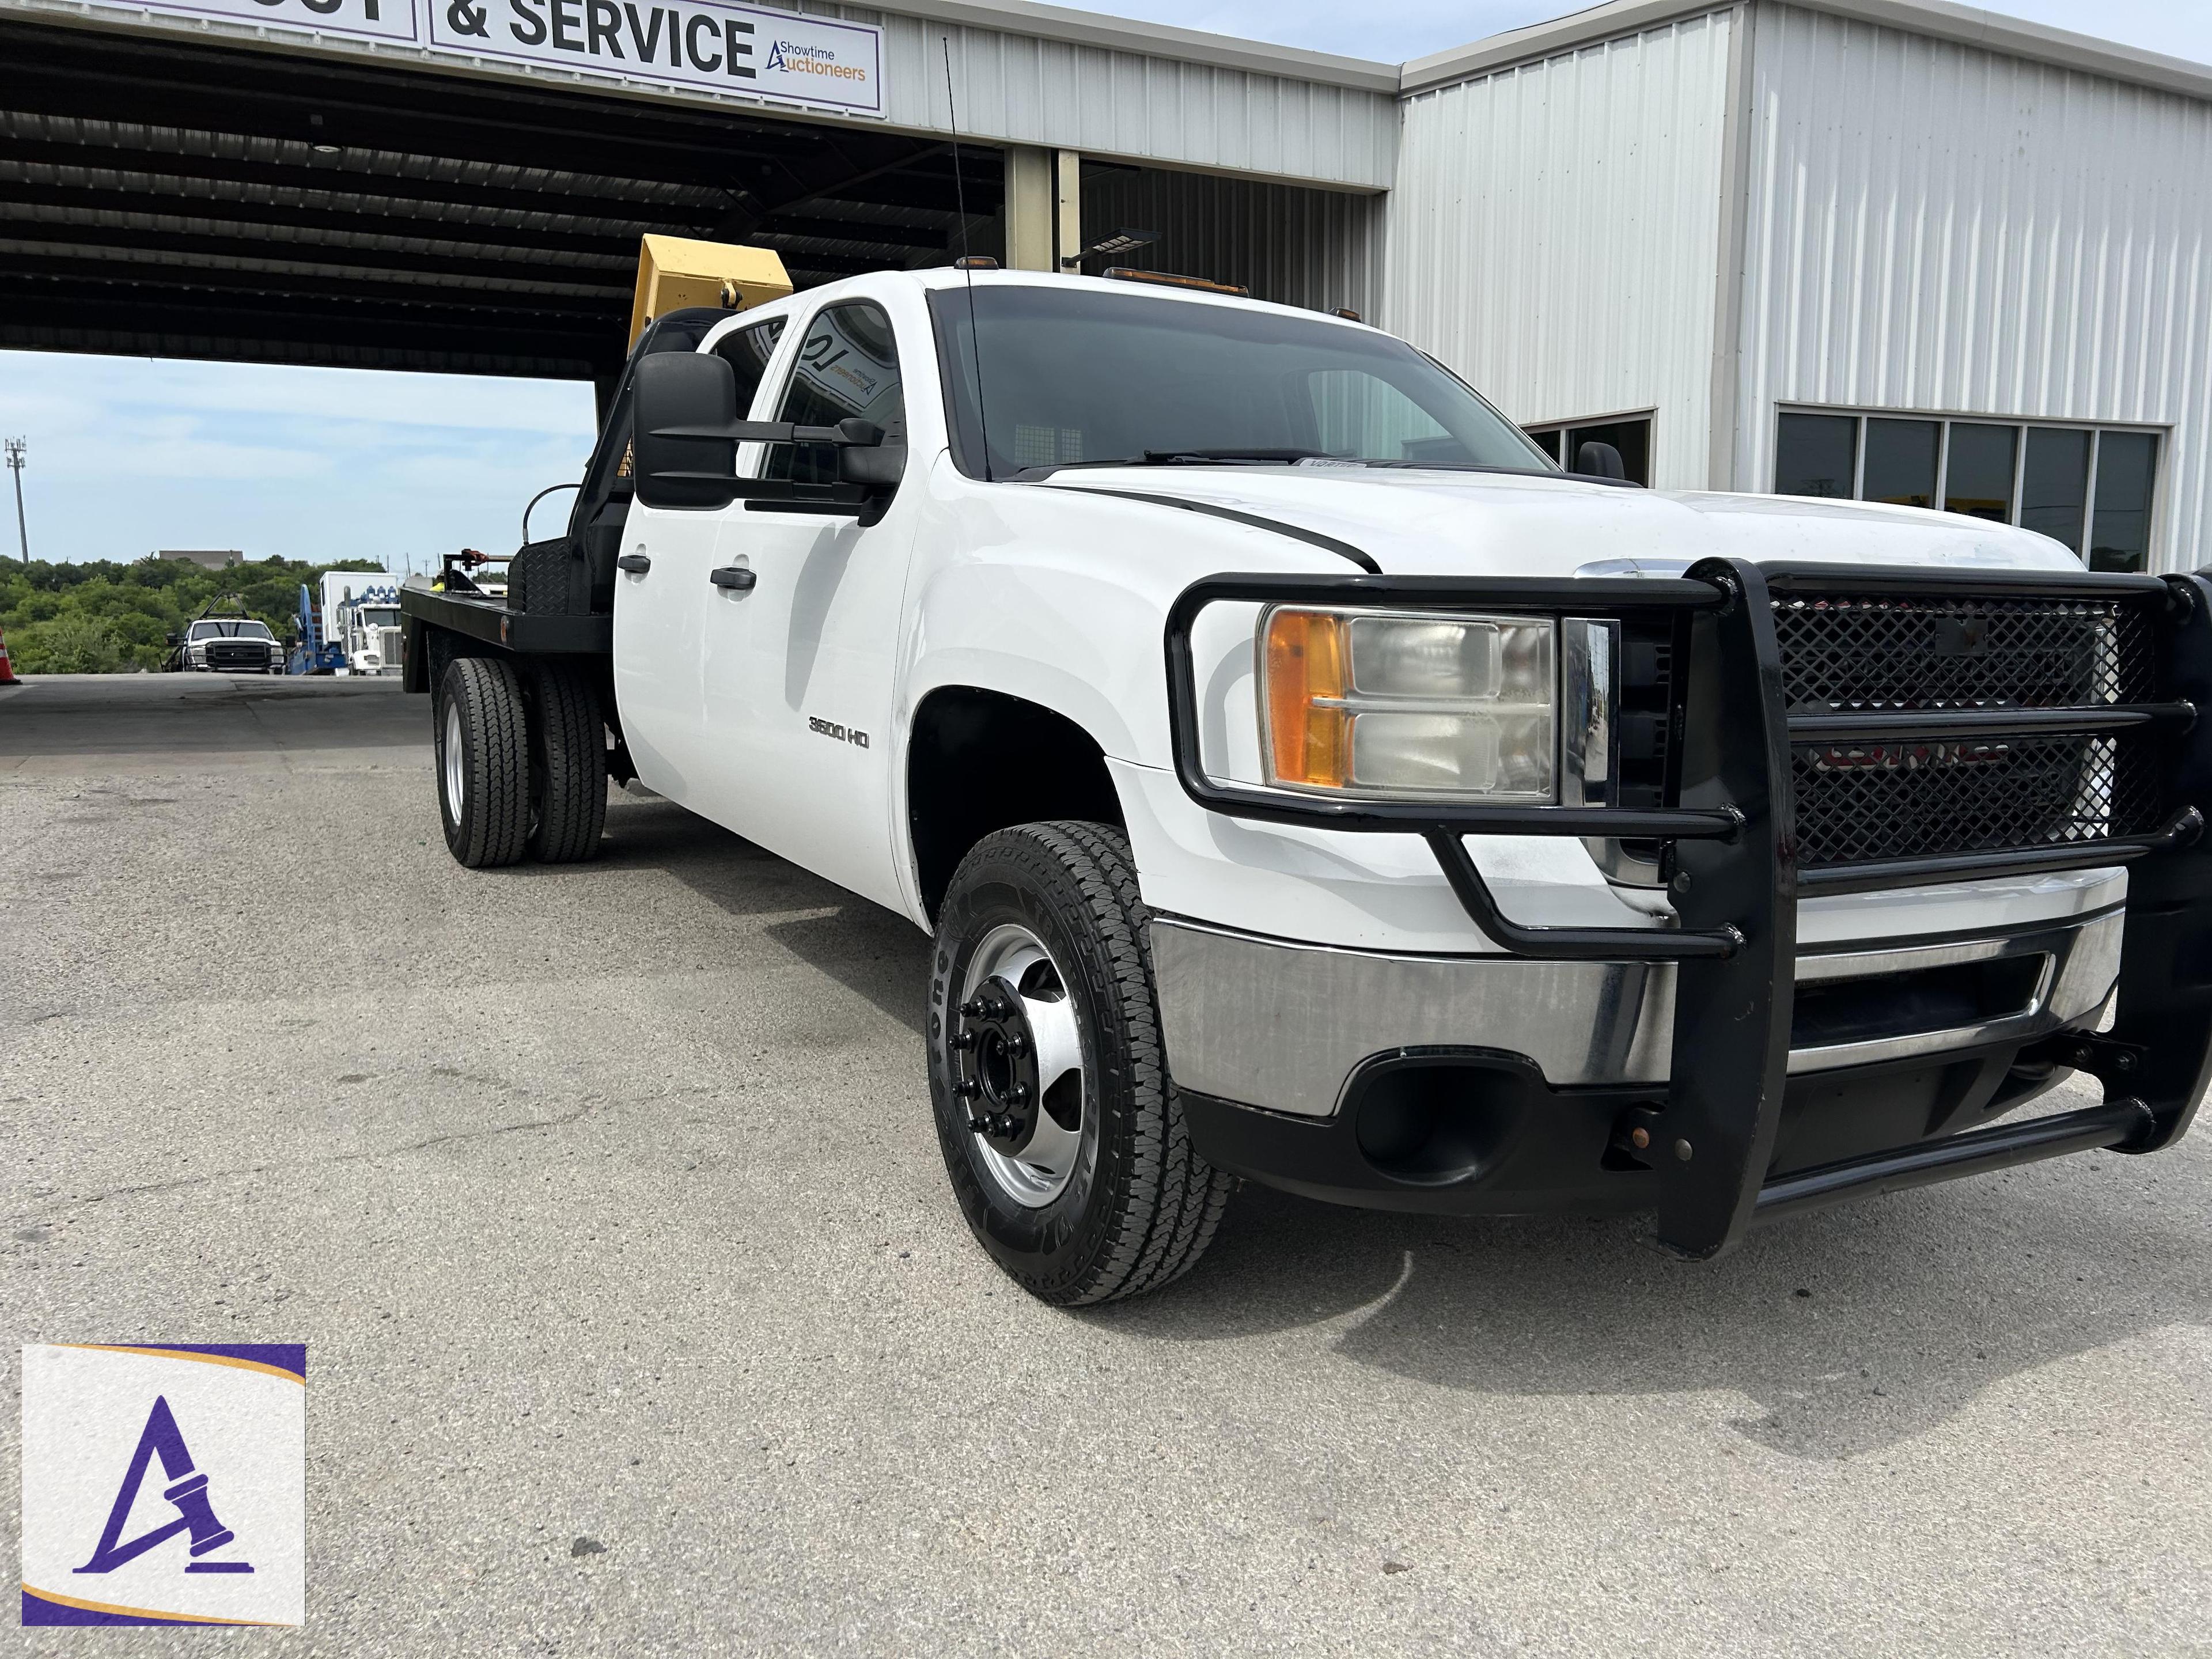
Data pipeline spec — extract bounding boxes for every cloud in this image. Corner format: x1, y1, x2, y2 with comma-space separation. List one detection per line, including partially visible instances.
124, 433, 336, 482
2, 351, 597, 437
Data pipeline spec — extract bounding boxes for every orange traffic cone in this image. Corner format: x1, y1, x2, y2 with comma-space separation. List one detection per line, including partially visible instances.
0, 623, 16, 684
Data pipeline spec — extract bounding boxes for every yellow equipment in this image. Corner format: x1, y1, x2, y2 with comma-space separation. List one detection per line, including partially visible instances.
627, 236, 793, 347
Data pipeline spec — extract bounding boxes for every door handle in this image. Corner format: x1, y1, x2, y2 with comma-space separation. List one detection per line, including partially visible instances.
710, 566, 757, 592
616, 554, 651, 574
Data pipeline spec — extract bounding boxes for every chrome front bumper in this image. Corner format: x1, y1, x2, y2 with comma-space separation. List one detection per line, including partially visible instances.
1152, 893, 2126, 1121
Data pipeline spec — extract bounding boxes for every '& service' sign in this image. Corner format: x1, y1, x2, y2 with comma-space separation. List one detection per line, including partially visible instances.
88, 0, 884, 115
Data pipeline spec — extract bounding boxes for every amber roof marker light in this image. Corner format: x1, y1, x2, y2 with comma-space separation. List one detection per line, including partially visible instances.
1102, 266, 1251, 298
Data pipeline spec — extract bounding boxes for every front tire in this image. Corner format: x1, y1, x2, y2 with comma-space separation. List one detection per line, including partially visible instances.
435, 656, 531, 868
930, 821, 1232, 1305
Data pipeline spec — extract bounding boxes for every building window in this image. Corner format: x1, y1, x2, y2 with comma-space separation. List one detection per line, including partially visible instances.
1862, 417, 1938, 508
1774, 408, 2161, 571
2021, 427, 2090, 547
1772, 413, 1855, 499
2092, 431, 2159, 571
1524, 414, 1652, 486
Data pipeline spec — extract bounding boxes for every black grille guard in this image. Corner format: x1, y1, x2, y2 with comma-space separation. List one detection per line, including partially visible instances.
1161, 556, 2212, 1257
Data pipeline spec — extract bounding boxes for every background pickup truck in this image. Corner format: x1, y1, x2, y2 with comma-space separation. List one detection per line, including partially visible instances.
173, 615, 283, 674
402, 257, 2212, 1305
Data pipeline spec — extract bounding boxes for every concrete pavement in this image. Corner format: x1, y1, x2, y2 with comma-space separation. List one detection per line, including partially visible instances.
3, 673, 2209, 1656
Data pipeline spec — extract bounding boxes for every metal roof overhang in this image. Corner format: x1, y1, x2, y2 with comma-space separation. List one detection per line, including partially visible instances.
0, 12, 1003, 382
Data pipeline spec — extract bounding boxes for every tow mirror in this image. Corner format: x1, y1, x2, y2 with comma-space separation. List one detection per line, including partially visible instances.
1573, 440, 1628, 482
633, 353, 741, 511
837, 422, 906, 489
634, 353, 905, 517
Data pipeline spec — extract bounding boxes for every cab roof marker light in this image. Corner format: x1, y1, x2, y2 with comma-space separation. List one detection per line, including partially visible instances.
1102, 267, 1251, 298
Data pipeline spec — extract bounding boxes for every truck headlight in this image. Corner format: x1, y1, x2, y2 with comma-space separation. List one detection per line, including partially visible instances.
1261, 607, 1556, 800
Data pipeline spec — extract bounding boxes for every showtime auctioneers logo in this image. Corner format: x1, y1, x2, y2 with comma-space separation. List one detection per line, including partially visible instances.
20, 1345, 305, 1627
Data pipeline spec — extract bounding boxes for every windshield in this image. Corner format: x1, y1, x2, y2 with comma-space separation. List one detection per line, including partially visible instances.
190, 621, 272, 640
931, 285, 1554, 480
361, 608, 400, 628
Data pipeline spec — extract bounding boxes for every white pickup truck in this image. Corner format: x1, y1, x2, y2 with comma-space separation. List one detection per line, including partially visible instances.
401, 262, 2212, 1304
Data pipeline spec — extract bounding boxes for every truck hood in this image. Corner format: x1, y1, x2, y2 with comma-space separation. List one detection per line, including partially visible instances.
1036, 465, 2084, 577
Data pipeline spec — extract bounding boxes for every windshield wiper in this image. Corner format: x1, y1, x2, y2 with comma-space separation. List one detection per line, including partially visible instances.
1013, 448, 1330, 481
1138, 448, 1328, 465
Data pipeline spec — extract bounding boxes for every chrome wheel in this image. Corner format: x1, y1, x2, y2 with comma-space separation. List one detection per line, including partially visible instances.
952, 923, 1088, 1208
442, 698, 465, 827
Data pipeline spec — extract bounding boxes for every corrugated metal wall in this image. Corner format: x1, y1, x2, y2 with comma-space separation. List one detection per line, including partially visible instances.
1380, 10, 1737, 491
855, 7, 1399, 190
1078, 166, 1384, 315
1734, 3, 2212, 566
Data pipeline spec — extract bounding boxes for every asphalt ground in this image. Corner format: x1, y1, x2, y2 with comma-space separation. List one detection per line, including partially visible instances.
3, 672, 2210, 1657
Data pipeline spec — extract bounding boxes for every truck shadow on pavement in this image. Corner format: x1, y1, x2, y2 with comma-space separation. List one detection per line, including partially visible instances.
1101, 1172, 2210, 1460
596, 796, 932, 1032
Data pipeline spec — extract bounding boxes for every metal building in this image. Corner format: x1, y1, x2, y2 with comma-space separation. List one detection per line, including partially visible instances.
1, 0, 2204, 566
1384, 0, 2212, 573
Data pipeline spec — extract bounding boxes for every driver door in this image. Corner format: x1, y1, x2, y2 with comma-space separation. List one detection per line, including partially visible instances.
611, 313, 787, 804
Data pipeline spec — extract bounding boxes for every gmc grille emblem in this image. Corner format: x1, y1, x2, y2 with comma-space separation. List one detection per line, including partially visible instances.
1930, 616, 1990, 657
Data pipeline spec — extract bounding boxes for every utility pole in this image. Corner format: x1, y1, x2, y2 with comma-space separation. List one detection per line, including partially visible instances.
4, 438, 26, 564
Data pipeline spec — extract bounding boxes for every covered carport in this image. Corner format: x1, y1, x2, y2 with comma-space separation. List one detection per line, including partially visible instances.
0, 0, 1395, 397
0, 14, 1000, 397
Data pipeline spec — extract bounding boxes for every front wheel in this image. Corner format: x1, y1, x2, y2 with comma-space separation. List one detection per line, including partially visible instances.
929, 821, 1232, 1305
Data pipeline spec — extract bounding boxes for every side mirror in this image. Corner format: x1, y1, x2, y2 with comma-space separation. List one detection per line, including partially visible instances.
633, 352, 740, 510
837, 426, 907, 489
166, 632, 181, 646
1573, 440, 1627, 482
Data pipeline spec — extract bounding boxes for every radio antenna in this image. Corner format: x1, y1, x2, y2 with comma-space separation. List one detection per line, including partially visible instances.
942, 37, 993, 482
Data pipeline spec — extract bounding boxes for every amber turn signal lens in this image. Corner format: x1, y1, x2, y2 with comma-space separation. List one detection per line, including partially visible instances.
1264, 609, 1349, 787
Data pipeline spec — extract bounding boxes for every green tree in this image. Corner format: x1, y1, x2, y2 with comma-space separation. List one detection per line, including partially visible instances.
22, 612, 125, 674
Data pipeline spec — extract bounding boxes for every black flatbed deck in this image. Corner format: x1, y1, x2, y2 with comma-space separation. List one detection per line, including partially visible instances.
400, 575, 611, 657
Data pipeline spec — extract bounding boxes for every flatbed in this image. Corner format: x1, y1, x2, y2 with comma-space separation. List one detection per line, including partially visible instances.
399, 576, 612, 662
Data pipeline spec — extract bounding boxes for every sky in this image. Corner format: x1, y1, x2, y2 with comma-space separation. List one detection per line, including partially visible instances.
0, 355, 598, 571
5, 0, 2208, 567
